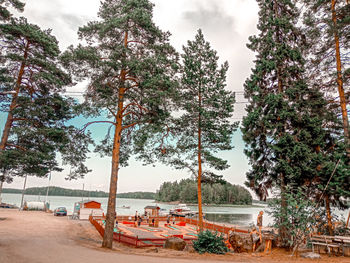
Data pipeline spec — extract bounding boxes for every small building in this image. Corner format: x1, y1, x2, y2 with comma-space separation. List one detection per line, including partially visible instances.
74, 200, 103, 220
144, 205, 160, 217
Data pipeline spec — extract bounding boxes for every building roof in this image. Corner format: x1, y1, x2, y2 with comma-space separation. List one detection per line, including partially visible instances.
144, 205, 160, 210
81, 200, 101, 204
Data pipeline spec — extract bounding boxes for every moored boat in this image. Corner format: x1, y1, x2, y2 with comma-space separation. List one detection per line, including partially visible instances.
169, 203, 198, 217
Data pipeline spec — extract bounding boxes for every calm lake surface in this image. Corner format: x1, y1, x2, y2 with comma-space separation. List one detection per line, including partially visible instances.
1, 193, 348, 227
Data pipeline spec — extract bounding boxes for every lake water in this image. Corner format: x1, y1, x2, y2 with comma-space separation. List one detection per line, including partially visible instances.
1, 193, 349, 227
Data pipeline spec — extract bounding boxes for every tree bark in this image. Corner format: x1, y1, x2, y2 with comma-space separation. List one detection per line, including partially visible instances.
0, 41, 29, 151
279, 174, 288, 244
331, 0, 350, 160
197, 81, 203, 232
101, 31, 128, 249
325, 195, 334, 235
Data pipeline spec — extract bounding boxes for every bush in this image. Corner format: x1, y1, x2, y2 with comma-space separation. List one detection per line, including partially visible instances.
268, 186, 319, 249
193, 230, 228, 254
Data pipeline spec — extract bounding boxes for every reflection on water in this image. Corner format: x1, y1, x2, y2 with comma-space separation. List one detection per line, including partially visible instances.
205, 213, 253, 226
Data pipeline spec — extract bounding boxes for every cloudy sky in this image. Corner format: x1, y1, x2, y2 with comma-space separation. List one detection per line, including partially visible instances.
2, 0, 259, 194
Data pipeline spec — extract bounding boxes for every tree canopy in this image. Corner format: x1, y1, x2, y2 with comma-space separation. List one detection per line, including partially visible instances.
156, 179, 252, 205
0, 17, 91, 182
61, 0, 179, 248
0, 0, 24, 21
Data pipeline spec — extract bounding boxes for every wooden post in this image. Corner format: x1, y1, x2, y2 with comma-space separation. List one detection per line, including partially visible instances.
346, 210, 350, 228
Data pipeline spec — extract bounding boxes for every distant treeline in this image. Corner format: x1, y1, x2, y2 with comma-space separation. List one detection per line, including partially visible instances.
156, 179, 252, 205
2, 187, 155, 199
117, 192, 155, 199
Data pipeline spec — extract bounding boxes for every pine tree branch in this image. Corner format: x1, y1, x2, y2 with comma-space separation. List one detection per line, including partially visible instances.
81, 121, 116, 132
6, 144, 27, 151
122, 121, 141, 130
121, 101, 149, 114
127, 40, 147, 46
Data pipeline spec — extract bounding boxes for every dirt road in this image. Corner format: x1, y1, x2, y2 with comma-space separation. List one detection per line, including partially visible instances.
0, 209, 348, 263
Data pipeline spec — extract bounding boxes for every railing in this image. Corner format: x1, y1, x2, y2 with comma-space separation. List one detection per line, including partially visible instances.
180, 217, 248, 234
89, 216, 195, 248
116, 215, 176, 222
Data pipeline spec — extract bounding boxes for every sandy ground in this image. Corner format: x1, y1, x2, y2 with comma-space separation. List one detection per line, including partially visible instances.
0, 208, 349, 263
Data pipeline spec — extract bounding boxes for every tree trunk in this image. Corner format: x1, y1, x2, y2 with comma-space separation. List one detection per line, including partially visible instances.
102, 88, 125, 249
325, 195, 334, 235
0, 41, 29, 151
280, 174, 288, 244
102, 31, 128, 249
331, 0, 350, 160
197, 85, 203, 232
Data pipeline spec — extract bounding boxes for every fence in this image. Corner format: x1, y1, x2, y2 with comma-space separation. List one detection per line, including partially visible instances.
180, 217, 249, 234
116, 215, 174, 222
89, 216, 195, 248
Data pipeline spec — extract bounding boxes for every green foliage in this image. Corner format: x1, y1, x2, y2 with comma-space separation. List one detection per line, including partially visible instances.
193, 230, 228, 254
0, 17, 91, 181
241, 0, 349, 206
155, 179, 252, 205
159, 29, 237, 178
117, 191, 155, 199
268, 187, 320, 248
0, 0, 24, 21
302, 0, 350, 94
2, 187, 156, 199
61, 0, 179, 166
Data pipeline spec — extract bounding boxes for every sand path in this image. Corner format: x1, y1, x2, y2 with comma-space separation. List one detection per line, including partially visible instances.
0, 209, 231, 263
1, 209, 349, 263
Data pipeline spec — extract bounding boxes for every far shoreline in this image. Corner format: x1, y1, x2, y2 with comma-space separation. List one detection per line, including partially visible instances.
154, 200, 266, 208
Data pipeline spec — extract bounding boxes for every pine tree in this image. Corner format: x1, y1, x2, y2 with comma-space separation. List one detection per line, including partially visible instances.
302, 0, 350, 160
161, 30, 237, 231
0, 0, 24, 21
61, 0, 179, 248
301, 0, 350, 234
0, 17, 91, 183
241, 0, 347, 242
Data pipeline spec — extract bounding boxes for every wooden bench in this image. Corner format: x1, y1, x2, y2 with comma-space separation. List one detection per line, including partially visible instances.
333, 236, 350, 256
311, 235, 341, 255
311, 235, 350, 256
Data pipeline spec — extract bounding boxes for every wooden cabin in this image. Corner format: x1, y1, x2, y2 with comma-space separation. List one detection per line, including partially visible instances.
144, 205, 160, 217
73, 200, 103, 220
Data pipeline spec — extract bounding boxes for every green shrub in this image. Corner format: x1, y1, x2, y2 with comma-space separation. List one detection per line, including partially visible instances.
193, 230, 228, 254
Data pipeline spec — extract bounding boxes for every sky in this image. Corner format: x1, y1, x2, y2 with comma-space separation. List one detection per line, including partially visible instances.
2, 0, 259, 194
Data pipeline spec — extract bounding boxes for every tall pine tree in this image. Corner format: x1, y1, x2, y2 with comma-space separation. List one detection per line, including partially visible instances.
241, 0, 347, 241
61, 0, 179, 248
160, 30, 237, 231
0, 18, 91, 184
302, 0, 350, 161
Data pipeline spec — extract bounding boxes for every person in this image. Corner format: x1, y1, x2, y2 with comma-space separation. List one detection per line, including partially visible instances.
250, 227, 262, 252
134, 211, 138, 222
138, 215, 142, 226
167, 215, 170, 224
172, 216, 176, 225
151, 218, 155, 226
115, 220, 118, 228
257, 211, 263, 231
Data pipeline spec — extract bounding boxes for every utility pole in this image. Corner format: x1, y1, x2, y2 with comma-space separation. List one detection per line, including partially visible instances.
45, 170, 51, 204
20, 174, 28, 210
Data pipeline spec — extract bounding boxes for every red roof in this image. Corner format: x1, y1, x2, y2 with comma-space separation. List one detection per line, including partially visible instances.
82, 200, 101, 209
